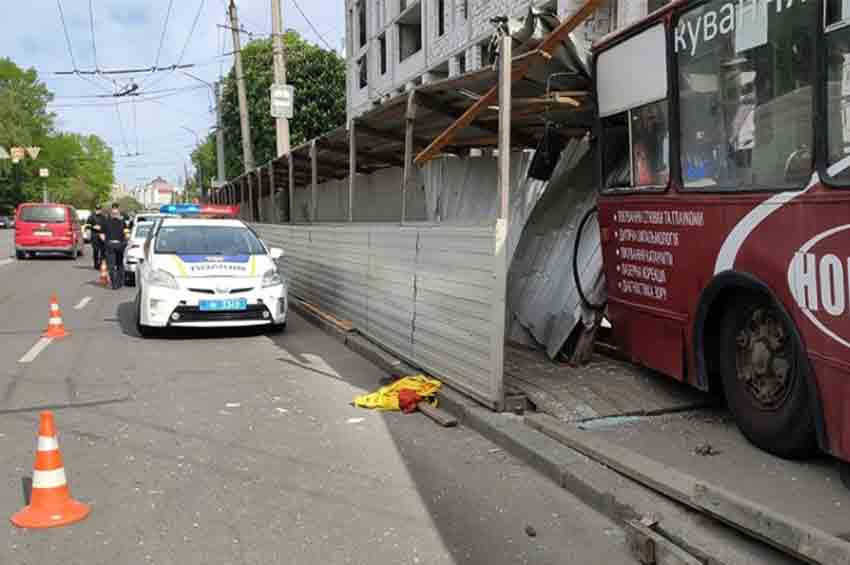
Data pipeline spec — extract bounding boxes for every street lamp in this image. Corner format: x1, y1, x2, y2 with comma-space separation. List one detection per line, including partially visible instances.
180, 71, 227, 195
181, 126, 204, 201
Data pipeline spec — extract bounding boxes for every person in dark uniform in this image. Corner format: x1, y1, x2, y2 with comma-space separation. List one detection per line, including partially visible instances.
90, 206, 106, 270
100, 203, 128, 289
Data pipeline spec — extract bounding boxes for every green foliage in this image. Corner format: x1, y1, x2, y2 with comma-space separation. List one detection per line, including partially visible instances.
218, 32, 345, 178
0, 58, 115, 213
190, 134, 217, 194
117, 195, 142, 214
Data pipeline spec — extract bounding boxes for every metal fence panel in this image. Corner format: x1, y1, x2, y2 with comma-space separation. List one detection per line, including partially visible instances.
252, 223, 504, 408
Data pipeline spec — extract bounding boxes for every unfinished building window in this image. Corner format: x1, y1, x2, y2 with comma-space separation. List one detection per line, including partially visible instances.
458, 52, 466, 75
461, 0, 468, 20
398, 2, 422, 61
358, 2, 367, 48
379, 33, 387, 75
648, 0, 671, 13
400, 0, 407, 12
358, 55, 368, 89
437, 0, 446, 36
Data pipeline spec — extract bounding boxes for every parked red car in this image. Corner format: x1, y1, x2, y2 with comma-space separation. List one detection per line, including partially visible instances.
14, 203, 84, 260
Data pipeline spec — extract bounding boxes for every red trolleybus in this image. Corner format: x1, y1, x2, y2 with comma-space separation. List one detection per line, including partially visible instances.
593, 0, 850, 461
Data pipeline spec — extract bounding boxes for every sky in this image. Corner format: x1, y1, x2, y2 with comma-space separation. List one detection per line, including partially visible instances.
1, 0, 346, 191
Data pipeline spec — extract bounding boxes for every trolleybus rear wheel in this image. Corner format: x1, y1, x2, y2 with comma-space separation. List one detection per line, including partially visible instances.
719, 294, 817, 459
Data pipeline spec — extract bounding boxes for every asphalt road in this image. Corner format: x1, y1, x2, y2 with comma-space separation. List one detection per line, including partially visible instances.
0, 229, 634, 565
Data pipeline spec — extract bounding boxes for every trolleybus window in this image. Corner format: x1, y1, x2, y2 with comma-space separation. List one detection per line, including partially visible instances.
826, 0, 850, 180
598, 24, 670, 190
676, 0, 815, 190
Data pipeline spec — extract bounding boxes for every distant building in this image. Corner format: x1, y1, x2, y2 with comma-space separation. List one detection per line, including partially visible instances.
110, 183, 131, 201
138, 177, 175, 208
344, 0, 670, 120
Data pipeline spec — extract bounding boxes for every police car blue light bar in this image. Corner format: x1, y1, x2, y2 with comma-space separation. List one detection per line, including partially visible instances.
159, 204, 239, 217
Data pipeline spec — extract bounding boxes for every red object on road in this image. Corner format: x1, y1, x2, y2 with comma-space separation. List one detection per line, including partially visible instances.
10, 411, 90, 529
398, 389, 421, 413
14, 203, 83, 260
42, 294, 70, 339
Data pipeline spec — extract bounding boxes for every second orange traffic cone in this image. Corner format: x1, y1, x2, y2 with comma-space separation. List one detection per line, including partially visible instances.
10, 411, 90, 529
99, 260, 109, 287
42, 295, 70, 338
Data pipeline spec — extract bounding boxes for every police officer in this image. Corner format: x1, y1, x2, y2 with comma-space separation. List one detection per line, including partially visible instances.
100, 203, 128, 289
90, 206, 106, 270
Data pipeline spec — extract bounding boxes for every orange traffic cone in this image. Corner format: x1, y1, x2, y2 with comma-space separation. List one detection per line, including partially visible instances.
99, 260, 109, 287
10, 411, 90, 529
42, 295, 70, 339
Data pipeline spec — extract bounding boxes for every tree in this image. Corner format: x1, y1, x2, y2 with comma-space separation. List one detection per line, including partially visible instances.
0, 59, 115, 212
0, 58, 55, 212
218, 32, 345, 179
190, 135, 216, 195
117, 196, 142, 214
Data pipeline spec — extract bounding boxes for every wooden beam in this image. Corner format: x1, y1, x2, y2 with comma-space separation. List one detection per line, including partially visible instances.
288, 153, 294, 224
349, 120, 356, 222
269, 164, 277, 224
416, 91, 538, 147
358, 123, 429, 147
401, 91, 417, 224
310, 139, 317, 222
414, 0, 602, 165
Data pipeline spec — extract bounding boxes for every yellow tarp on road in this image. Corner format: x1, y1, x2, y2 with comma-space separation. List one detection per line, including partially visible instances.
353, 376, 442, 411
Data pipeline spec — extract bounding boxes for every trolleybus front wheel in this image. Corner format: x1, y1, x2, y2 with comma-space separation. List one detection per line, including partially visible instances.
719, 293, 817, 459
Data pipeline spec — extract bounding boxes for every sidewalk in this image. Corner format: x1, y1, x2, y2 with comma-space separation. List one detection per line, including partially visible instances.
294, 298, 850, 564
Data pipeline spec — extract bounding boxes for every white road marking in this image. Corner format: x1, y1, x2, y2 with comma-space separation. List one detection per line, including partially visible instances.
0, 258, 14, 267
74, 296, 92, 310
18, 338, 53, 364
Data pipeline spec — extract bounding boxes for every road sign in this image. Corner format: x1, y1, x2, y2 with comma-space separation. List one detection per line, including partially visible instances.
26, 146, 41, 159
270, 84, 294, 119
39, 168, 49, 178
0, 146, 9, 160
10, 147, 25, 161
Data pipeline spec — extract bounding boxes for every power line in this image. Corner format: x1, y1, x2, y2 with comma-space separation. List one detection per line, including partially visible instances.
48, 85, 207, 108
290, 0, 335, 51
153, 0, 176, 71
115, 103, 131, 156
56, 0, 77, 69
88, 0, 99, 69
53, 84, 209, 99
144, 0, 207, 91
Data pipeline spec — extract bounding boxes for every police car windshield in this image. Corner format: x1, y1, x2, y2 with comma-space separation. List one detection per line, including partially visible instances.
134, 223, 154, 239
154, 226, 266, 255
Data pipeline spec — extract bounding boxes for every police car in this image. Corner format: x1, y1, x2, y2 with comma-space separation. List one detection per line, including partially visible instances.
135, 207, 287, 336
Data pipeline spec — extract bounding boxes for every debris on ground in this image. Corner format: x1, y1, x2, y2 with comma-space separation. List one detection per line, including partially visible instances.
346, 417, 365, 425
525, 525, 537, 538
693, 442, 721, 456
352, 376, 442, 411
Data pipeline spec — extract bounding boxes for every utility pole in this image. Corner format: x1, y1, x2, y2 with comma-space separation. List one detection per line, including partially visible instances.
215, 81, 226, 186
271, 0, 290, 156
229, 0, 255, 172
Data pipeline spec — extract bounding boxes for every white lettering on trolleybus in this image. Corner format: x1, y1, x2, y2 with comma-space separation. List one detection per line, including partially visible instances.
675, 0, 807, 57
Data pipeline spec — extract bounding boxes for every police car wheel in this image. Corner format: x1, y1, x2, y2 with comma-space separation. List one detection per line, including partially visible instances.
135, 293, 156, 338
719, 293, 817, 459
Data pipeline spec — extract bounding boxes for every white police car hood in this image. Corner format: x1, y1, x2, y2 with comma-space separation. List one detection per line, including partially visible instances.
153, 253, 274, 280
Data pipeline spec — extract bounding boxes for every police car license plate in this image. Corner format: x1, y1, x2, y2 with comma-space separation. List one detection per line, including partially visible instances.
199, 298, 248, 311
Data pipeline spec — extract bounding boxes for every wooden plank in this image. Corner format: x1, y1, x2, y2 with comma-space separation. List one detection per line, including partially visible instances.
418, 402, 458, 427
416, 92, 538, 147
413, 0, 602, 165
310, 139, 317, 222
625, 520, 703, 565
268, 164, 277, 223
401, 91, 417, 224
288, 153, 295, 224
300, 301, 354, 332
348, 119, 356, 222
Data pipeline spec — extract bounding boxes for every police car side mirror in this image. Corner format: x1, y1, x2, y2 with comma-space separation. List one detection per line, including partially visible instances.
270, 247, 284, 260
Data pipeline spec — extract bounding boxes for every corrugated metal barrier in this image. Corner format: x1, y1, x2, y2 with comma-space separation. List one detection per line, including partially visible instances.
254, 223, 505, 409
